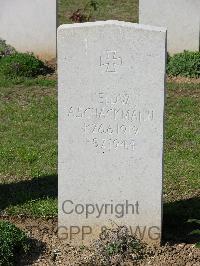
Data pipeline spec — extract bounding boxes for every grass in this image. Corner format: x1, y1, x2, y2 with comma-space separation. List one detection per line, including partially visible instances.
162, 82, 200, 241
0, 220, 29, 266
0, 77, 199, 218
58, 0, 139, 25
0, 77, 57, 217
0, 74, 56, 88
164, 82, 200, 200
0, 84, 57, 177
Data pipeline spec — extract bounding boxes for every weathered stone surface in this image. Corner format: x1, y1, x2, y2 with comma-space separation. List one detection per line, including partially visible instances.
140, 0, 200, 54
58, 21, 166, 245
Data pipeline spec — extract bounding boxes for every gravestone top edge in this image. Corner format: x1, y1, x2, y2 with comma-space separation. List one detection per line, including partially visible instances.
57, 20, 167, 34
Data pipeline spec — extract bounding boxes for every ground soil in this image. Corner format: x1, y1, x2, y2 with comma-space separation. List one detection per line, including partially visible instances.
1, 214, 199, 266
167, 76, 200, 84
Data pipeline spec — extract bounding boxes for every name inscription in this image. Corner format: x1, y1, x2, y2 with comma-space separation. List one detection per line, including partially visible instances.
66, 91, 155, 152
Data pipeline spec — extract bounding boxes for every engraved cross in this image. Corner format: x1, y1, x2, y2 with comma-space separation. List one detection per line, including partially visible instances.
100, 51, 122, 72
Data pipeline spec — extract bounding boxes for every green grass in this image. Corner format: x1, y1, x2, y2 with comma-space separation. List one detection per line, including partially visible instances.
58, 0, 139, 25
0, 79, 199, 218
0, 85, 57, 177
0, 77, 57, 217
0, 52, 52, 78
164, 82, 200, 200
0, 74, 56, 88
0, 220, 29, 266
7, 198, 57, 217
167, 51, 200, 78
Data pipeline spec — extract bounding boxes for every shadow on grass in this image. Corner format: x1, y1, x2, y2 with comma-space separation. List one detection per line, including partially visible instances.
163, 197, 200, 244
18, 238, 46, 266
0, 175, 57, 213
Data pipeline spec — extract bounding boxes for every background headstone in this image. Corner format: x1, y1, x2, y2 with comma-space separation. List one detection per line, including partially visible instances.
140, 0, 200, 54
0, 0, 56, 60
58, 21, 166, 245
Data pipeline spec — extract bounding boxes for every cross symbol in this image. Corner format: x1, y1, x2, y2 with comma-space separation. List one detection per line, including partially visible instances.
100, 51, 122, 72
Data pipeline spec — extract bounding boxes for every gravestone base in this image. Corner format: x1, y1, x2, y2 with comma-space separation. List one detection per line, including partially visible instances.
58, 219, 162, 246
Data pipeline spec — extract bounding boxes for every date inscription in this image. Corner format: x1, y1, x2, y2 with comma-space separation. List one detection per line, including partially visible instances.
66, 91, 155, 152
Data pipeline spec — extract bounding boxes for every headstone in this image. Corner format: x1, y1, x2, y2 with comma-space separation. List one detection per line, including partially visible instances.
58, 21, 166, 245
0, 0, 56, 60
140, 0, 200, 54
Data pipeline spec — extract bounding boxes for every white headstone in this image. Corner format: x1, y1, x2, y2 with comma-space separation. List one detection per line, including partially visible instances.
0, 0, 56, 60
58, 21, 166, 245
140, 0, 200, 54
